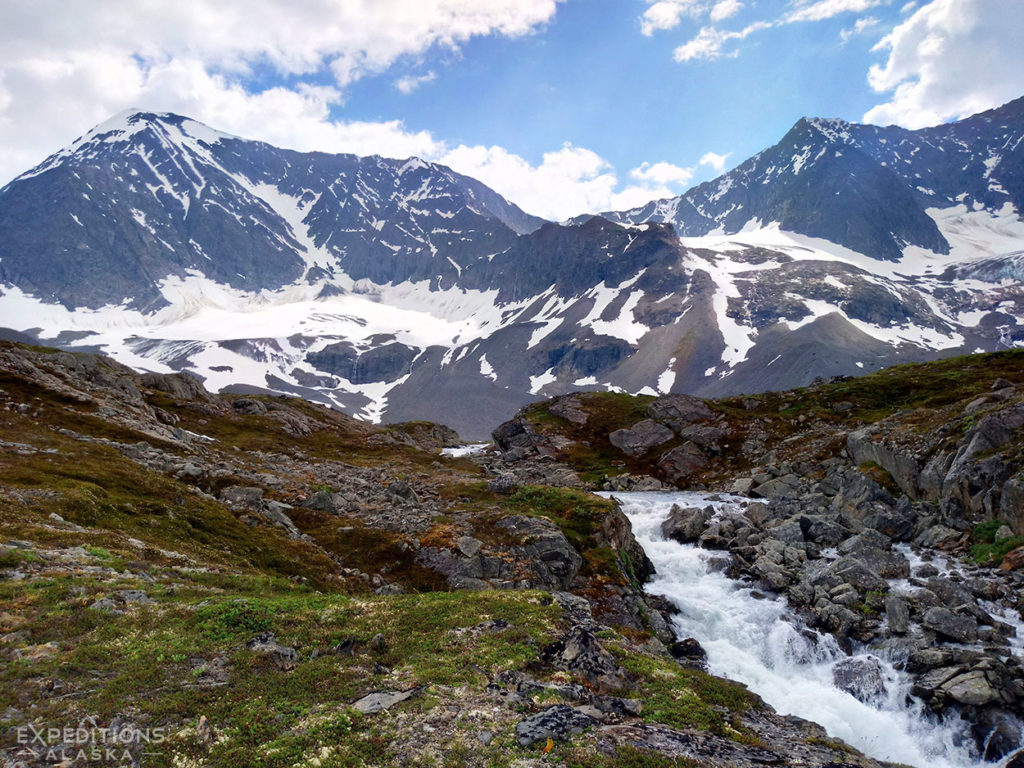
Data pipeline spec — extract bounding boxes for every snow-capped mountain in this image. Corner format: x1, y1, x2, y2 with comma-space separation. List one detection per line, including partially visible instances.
1, 103, 1022, 437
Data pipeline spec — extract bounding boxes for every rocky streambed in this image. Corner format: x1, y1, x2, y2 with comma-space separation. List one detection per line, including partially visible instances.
608, 491, 1024, 768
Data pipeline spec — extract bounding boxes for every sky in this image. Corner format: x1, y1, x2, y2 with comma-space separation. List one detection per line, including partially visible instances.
0, 0, 1022, 221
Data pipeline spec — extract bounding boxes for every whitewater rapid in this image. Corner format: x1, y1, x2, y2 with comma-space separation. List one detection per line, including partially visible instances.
606, 491, 1005, 768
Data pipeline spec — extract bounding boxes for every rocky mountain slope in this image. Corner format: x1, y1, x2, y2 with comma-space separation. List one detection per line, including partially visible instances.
0, 340, 897, 768
1, 102, 1023, 436
493, 350, 1024, 760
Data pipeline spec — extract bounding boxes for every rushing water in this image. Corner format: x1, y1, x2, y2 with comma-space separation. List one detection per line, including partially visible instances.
605, 491, 1014, 768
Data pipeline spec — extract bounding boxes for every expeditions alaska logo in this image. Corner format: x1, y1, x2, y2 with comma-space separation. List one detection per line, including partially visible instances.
15, 723, 169, 764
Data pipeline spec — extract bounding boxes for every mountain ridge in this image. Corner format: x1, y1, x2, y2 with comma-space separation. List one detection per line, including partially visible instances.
0, 100, 1022, 437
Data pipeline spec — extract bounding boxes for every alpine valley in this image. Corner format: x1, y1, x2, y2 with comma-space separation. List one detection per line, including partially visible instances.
1, 99, 1024, 438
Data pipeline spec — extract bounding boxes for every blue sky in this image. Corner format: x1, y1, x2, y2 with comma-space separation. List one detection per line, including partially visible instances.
1, 0, 1022, 219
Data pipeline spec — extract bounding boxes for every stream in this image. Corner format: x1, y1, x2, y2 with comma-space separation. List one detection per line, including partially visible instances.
605, 490, 1020, 768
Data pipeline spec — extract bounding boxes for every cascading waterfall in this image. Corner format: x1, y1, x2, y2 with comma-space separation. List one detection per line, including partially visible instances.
606, 490, 1014, 768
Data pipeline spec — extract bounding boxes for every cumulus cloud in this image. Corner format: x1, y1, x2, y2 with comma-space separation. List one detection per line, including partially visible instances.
440, 144, 697, 220
630, 161, 695, 186
710, 0, 743, 23
395, 71, 437, 94
699, 151, 731, 172
864, 0, 1024, 128
785, 0, 882, 24
641, 0, 706, 35
673, 22, 770, 62
0, 0, 561, 183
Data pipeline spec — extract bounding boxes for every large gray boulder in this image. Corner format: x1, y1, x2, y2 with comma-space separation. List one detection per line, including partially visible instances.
661, 505, 714, 543
922, 607, 978, 643
609, 419, 674, 457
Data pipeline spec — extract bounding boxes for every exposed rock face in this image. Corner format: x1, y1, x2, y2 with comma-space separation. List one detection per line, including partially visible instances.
608, 419, 674, 457
646, 394, 713, 432
542, 625, 631, 694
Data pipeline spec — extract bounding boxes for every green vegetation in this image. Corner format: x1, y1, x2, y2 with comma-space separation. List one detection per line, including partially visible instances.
970, 520, 1024, 565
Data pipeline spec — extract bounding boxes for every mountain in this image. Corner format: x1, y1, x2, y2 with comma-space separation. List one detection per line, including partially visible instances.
1, 103, 1023, 437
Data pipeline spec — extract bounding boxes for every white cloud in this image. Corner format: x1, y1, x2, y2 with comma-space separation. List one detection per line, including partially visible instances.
440, 143, 694, 220
0, 0, 562, 184
864, 0, 1024, 128
641, 0, 706, 35
673, 22, 770, 62
699, 151, 731, 172
710, 0, 743, 23
631, 160, 695, 186
786, 0, 882, 24
840, 15, 879, 42
395, 71, 437, 94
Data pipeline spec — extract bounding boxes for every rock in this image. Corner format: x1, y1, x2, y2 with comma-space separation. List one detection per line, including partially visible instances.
515, 705, 598, 747
837, 531, 909, 579
246, 632, 298, 670
797, 515, 851, 547
596, 502, 655, 583
995, 524, 1015, 541
646, 394, 713, 432
232, 398, 267, 415
828, 556, 889, 593
492, 419, 547, 457
498, 516, 582, 590
456, 536, 484, 558
752, 474, 801, 499
88, 597, 122, 613
549, 395, 589, 425
219, 485, 265, 510
116, 589, 154, 605
669, 638, 708, 671
847, 429, 920, 498
657, 442, 709, 483
660, 505, 713, 544
730, 478, 755, 496
914, 525, 964, 549
922, 607, 978, 644
609, 419, 674, 458
1001, 546, 1024, 571
487, 473, 518, 494
262, 503, 303, 539
832, 656, 887, 703
302, 490, 340, 513
352, 687, 421, 714
884, 595, 910, 635
941, 670, 1001, 707
542, 625, 630, 693
912, 666, 964, 700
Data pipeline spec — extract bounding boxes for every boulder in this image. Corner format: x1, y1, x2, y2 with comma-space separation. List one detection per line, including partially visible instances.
884, 595, 910, 635
542, 625, 630, 693
941, 670, 1001, 707
498, 516, 582, 590
832, 656, 887, 703
847, 429, 920, 498
352, 687, 422, 714
828, 556, 889, 593
246, 632, 298, 670
922, 607, 978, 644
661, 505, 714, 544
657, 442, 709, 483
549, 395, 589, 425
515, 705, 598, 747
609, 419, 674, 458
646, 394, 713, 432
